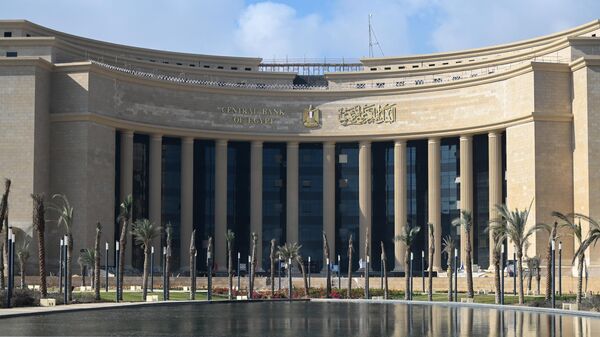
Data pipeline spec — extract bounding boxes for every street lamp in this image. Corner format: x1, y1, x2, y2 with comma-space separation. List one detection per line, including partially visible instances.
7, 227, 13, 308
410, 252, 414, 300
237, 252, 241, 293
513, 251, 517, 296
454, 248, 458, 302
207, 249, 212, 301
59, 239, 64, 296
551, 239, 556, 309
278, 254, 282, 291
115, 241, 120, 303
288, 257, 293, 300
421, 250, 425, 293
105, 242, 109, 292
338, 254, 341, 291
365, 256, 370, 299
63, 235, 69, 305
501, 244, 505, 305
150, 246, 154, 293
559, 241, 562, 297
247, 255, 251, 299
308, 256, 311, 289
162, 246, 166, 301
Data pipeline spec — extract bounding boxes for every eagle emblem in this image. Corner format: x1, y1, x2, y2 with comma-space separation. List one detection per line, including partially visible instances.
303, 105, 321, 128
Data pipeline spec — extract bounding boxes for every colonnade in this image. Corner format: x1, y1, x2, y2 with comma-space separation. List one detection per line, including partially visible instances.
118, 131, 504, 273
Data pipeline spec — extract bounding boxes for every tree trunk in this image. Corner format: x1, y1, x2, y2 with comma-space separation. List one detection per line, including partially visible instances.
448, 252, 454, 302
142, 245, 149, 301
323, 233, 331, 298
94, 223, 101, 301
228, 243, 233, 300
544, 224, 556, 302
527, 267, 532, 293
32, 194, 47, 297
577, 253, 584, 304
270, 239, 275, 297
405, 248, 410, 300
536, 267, 541, 295
189, 230, 196, 301
465, 228, 474, 298
517, 250, 524, 305
494, 252, 501, 304
81, 264, 86, 287
298, 258, 309, 297
0, 179, 11, 289
428, 232, 434, 302
347, 235, 353, 298
0, 243, 4, 289
381, 242, 388, 299
250, 233, 257, 297
118, 216, 129, 301
19, 258, 25, 288
67, 234, 73, 302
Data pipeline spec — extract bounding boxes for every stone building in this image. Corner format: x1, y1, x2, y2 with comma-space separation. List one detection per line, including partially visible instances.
1, 19, 600, 276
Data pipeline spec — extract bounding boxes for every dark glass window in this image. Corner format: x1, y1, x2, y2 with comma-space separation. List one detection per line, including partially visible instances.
299, 143, 323, 272
6, 51, 17, 57
407, 140, 428, 272
3, 32, 12, 37
371, 142, 394, 271
228, 142, 251, 262
132, 134, 150, 270
161, 137, 181, 271
193, 140, 215, 271
335, 143, 359, 273
473, 134, 489, 269
441, 138, 460, 260
262, 143, 287, 269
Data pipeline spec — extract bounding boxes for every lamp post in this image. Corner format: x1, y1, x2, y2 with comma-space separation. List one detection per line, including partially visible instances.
278, 255, 282, 291
63, 235, 68, 305
247, 255, 251, 299
551, 240, 556, 309
380, 252, 384, 290
365, 256, 370, 299
105, 242, 109, 292
308, 256, 311, 289
237, 252, 241, 293
410, 252, 414, 300
421, 250, 425, 293
6, 228, 13, 308
288, 258, 293, 300
59, 239, 63, 295
558, 241, 562, 297
162, 246, 166, 301
115, 242, 120, 303
513, 251, 517, 296
150, 246, 154, 293
207, 249, 212, 301
454, 248, 458, 302
338, 254, 341, 290
500, 244, 505, 305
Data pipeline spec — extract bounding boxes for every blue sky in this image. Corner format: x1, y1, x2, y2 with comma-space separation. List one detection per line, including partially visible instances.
4, 0, 600, 59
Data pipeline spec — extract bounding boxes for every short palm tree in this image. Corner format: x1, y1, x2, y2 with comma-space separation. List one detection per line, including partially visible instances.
93, 222, 102, 300
225, 230, 235, 300
427, 222, 434, 301
537, 220, 559, 302
347, 234, 353, 298
17, 238, 31, 289
50, 194, 75, 302
562, 212, 594, 304
117, 195, 133, 301
249, 232, 257, 297
489, 226, 505, 304
269, 238, 276, 297
31, 193, 47, 298
277, 242, 308, 297
380, 241, 388, 299
452, 210, 474, 298
189, 229, 196, 300
323, 232, 331, 297
442, 235, 456, 301
490, 203, 539, 304
527, 256, 541, 295
0, 178, 11, 290
395, 223, 421, 300
131, 219, 162, 301
78, 249, 95, 288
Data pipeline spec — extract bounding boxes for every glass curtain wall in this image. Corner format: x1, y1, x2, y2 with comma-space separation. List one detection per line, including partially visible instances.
262, 143, 287, 270
193, 140, 215, 272
440, 138, 460, 270
473, 134, 489, 269
161, 137, 181, 271
298, 143, 323, 272
406, 140, 428, 272
335, 143, 359, 273
228, 142, 251, 264
371, 142, 395, 272
114, 132, 121, 246
132, 134, 149, 270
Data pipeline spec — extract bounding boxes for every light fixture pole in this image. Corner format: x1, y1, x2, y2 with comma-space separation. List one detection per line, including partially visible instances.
162, 246, 166, 301
105, 242, 109, 292
365, 256, 370, 299
207, 249, 212, 301
558, 241, 562, 297
454, 248, 458, 302
278, 254, 282, 291
288, 258, 293, 300
308, 256, 311, 289
6, 228, 13, 308
150, 246, 154, 293
63, 234, 68, 305
237, 252, 241, 292
551, 240, 556, 309
115, 242, 120, 303
380, 252, 384, 290
513, 251, 516, 296
59, 239, 63, 295
421, 250, 425, 293
500, 244, 505, 305
410, 252, 414, 300
247, 255, 251, 299
338, 254, 341, 290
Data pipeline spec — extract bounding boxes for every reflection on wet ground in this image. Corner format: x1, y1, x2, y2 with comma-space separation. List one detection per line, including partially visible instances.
0, 301, 598, 336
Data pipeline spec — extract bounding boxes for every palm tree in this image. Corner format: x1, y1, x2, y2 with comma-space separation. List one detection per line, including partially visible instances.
489, 225, 505, 304
0, 178, 11, 289
78, 249, 95, 288
225, 230, 235, 300
526, 256, 541, 295
323, 232, 331, 297
93, 223, 102, 300
347, 234, 353, 298
131, 219, 161, 301
249, 232, 257, 296
117, 194, 133, 301
490, 203, 539, 304
537, 220, 559, 302
559, 212, 592, 304
269, 238, 276, 297
395, 223, 421, 300
380, 241, 388, 299
31, 193, 47, 298
427, 222, 434, 301
189, 229, 196, 300
50, 194, 75, 302
452, 210, 474, 298
0, 242, 3, 290
17, 238, 31, 288
442, 235, 456, 302
277, 242, 308, 297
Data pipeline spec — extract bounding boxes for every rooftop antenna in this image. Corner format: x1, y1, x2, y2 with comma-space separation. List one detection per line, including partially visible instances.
368, 14, 384, 58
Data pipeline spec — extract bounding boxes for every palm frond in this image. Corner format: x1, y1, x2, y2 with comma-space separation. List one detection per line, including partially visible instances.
131, 219, 162, 248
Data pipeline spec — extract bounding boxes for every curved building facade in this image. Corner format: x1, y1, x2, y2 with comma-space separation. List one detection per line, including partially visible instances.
2, 20, 600, 275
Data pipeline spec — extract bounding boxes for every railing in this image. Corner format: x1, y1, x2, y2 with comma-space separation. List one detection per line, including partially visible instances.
259, 58, 363, 75
92, 54, 570, 91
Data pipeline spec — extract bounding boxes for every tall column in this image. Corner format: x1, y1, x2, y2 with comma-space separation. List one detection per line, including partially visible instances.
488, 132, 502, 270
215, 139, 228, 271
120, 130, 134, 267
358, 141, 372, 261
286, 142, 299, 244
393, 140, 407, 271
323, 141, 336, 272
250, 141, 263, 270
428, 138, 442, 271
180, 137, 194, 271
459, 135, 474, 266
149, 134, 162, 268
